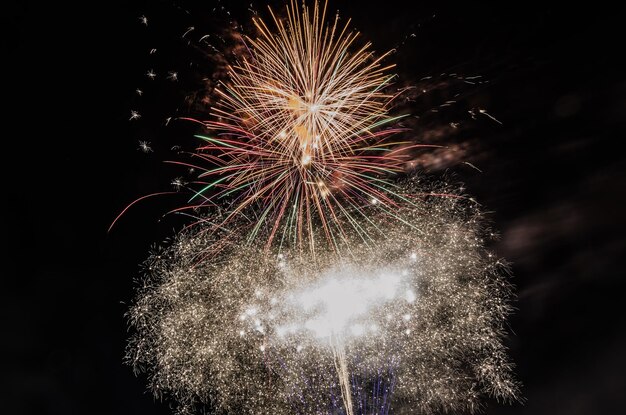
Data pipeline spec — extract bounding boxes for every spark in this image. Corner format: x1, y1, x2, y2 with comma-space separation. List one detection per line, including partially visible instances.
171, 177, 185, 190
129, 110, 141, 121
138, 140, 153, 153
146, 69, 156, 80
139, 15, 148, 26
167, 71, 178, 81
479, 108, 503, 124
463, 161, 483, 172
182, 26, 195, 38
135, 88, 143, 96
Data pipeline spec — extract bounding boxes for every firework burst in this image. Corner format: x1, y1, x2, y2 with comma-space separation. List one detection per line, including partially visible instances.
126, 181, 519, 414
177, 0, 429, 252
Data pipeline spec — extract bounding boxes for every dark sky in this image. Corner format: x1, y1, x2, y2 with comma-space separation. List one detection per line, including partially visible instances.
4, 1, 625, 414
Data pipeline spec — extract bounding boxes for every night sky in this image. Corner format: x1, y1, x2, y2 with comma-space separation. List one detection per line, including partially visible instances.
5, 1, 625, 414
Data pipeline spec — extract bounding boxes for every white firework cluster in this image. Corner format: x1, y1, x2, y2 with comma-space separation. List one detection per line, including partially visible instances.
126, 180, 519, 414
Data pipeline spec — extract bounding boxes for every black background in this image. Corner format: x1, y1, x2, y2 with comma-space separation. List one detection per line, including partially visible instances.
4, 1, 625, 414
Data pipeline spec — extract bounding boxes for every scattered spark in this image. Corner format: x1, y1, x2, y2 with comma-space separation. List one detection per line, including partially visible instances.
146, 69, 156, 80
138, 140, 153, 153
182, 26, 195, 38
129, 110, 141, 121
171, 177, 186, 191
139, 15, 148, 26
479, 108, 503, 124
463, 161, 483, 172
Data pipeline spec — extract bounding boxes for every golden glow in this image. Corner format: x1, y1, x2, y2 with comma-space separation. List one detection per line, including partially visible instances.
127, 183, 520, 414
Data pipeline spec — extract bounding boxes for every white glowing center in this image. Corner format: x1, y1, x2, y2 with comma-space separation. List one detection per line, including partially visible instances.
239, 256, 420, 349
271, 267, 409, 342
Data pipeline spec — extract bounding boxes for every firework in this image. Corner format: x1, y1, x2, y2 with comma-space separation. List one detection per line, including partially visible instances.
124, 2, 520, 414
176, 0, 430, 252
126, 180, 519, 414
